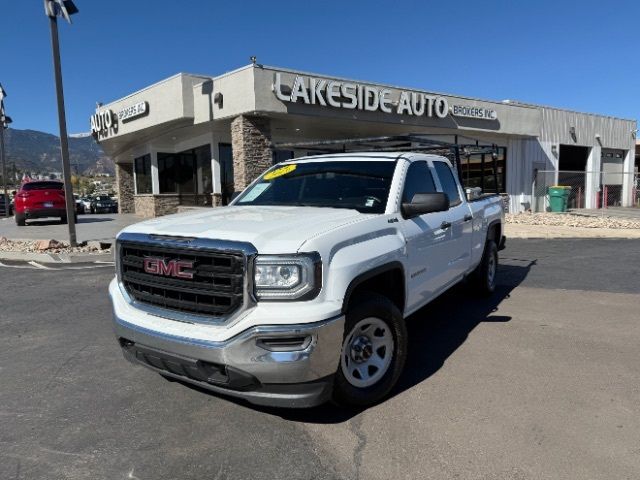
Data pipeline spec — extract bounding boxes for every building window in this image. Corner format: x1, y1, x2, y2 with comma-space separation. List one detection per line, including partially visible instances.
134, 154, 152, 194
459, 147, 506, 194
156, 145, 212, 205
272, 150, 294, 165
218, 143, 234, 205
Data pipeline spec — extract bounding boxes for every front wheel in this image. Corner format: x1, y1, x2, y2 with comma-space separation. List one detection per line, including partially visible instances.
332, 293, 407, 408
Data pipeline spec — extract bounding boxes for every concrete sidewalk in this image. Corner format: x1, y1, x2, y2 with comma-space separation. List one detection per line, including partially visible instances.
506, 223, 640, 239
0, 213, 141, 243
570, 207, 640, 220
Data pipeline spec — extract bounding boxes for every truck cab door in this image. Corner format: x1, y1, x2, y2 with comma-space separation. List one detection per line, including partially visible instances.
399, 161, 455, 313
432, 161, 474, 282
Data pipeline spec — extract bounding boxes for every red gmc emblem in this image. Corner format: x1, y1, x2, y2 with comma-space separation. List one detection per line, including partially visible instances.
143, 257, 194, 279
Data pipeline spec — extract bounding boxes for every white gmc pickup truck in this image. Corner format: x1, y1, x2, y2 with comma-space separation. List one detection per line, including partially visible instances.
110, 152, 505, 408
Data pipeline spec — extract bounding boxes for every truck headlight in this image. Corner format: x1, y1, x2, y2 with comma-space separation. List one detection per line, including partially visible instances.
254, 253, 321, 300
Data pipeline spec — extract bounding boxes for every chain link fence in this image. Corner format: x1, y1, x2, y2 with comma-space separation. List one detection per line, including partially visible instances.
533, 170, 639, 213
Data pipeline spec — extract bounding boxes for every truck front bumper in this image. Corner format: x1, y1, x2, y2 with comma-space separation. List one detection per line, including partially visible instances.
111, 292, 345, 408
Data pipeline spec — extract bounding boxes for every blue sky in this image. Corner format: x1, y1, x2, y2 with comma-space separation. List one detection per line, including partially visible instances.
0, 0, 638, 135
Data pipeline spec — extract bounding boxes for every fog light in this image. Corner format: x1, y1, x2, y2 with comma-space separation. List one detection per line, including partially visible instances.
257, 336, 312, 352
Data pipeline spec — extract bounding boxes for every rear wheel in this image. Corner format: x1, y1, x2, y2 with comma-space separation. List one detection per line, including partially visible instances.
61, 215, 67, 224
15, 215, 26, 227
471, 239, 498, 296
332, 293, 407, 407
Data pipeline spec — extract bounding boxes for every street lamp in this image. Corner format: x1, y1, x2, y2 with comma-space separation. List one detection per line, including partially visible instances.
0, 83, 12, 218
44, 0, 79, 246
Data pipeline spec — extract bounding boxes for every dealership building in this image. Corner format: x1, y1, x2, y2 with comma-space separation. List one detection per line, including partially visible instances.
91, 64, 637, 216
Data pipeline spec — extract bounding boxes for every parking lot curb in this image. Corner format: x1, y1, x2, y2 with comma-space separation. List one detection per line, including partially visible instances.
0, 250, 113, 264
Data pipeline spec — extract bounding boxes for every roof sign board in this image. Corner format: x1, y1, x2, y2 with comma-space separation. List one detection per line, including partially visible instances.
273, 72, 498, 121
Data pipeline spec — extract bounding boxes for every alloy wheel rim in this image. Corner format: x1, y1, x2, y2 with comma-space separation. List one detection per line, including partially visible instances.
340, 317, 394, 388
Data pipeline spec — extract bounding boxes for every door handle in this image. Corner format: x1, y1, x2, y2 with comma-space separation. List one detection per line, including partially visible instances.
464, 214, 473, 222
440, 221, 452, 230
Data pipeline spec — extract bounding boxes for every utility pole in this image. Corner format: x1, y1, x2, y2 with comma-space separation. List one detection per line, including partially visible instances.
0, 124, 6, 218
44, 0, 79, 245
0, 83, 11, 217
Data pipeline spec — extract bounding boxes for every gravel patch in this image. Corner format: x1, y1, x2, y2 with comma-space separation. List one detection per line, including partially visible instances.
506, 213, 640, 229
0, 237, 112, 254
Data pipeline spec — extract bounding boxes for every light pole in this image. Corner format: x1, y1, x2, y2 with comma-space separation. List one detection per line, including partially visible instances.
44, 0, 79, 246
0, 83, 11, 218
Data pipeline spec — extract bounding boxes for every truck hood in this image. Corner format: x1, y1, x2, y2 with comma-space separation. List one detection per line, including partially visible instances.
121, 206, 371, 253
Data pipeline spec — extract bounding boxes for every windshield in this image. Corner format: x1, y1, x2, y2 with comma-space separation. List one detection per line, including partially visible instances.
235, 160, 397, 213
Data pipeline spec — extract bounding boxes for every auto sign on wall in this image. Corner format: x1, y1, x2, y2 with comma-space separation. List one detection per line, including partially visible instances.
118, 101, 148, 122
273, 73, 450, 118
90, 109, 115, 139
451, 105, 498, 120
90, 101, 148, 139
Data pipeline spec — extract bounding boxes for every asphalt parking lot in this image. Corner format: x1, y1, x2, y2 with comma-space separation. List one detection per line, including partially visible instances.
1, 238, 639, 480
0, 213, 140, 243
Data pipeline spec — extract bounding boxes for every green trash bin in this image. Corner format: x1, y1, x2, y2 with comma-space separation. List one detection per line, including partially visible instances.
548, 186, 570, 213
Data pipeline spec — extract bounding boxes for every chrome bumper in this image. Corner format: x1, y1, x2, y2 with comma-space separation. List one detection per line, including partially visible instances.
112, 310, 345, 408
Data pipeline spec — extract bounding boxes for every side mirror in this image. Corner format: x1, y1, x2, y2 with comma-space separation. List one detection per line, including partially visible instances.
401, 192, 450, 219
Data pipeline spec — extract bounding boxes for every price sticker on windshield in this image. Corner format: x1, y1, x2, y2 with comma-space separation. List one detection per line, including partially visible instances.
263, 164, 297, 180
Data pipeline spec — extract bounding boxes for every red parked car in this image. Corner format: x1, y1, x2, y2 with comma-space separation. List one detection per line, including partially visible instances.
14, 181, 77, 227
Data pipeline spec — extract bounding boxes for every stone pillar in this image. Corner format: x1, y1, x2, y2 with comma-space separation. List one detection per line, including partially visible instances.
134, 194, 180, 218
230, 115, 272, 191
116, 163, 134, 213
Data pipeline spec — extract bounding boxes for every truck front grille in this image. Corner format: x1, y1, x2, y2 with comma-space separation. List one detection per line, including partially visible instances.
119, 240, 246, 317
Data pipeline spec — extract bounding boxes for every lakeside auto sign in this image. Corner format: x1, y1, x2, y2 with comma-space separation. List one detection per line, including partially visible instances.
90, 101, 148, 137
273, 73, 497, 121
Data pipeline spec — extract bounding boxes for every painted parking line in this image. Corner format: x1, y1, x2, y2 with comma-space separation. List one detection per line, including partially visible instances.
28, 261, 52, 270
0, 260, 115, 270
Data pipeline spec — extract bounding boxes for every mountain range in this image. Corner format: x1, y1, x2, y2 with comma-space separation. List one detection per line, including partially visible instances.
2, 128, 114, 177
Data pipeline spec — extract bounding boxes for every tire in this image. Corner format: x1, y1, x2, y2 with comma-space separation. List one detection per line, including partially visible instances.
332, 293, 407, 408
471, 239, 498, 296
61, 215, 67, 225
15, 215, 26, 227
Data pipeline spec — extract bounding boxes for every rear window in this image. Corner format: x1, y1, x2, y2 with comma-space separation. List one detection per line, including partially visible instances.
22, 182, 64, 191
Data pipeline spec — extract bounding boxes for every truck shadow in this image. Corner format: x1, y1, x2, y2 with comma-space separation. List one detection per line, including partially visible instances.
260, 259, 536, 423
182, 258, 535, 422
